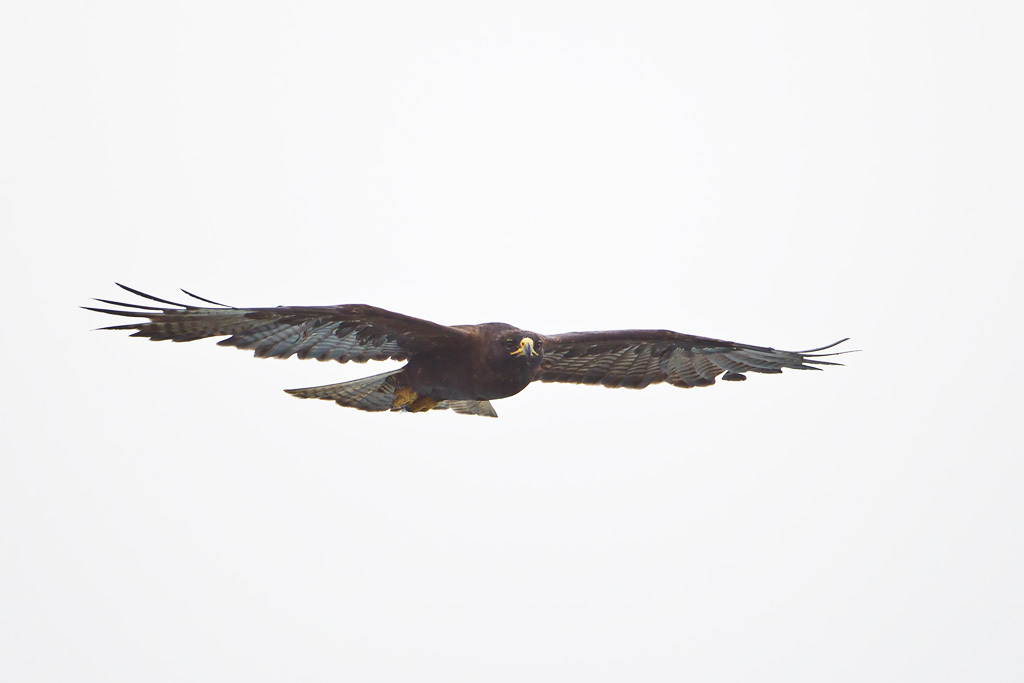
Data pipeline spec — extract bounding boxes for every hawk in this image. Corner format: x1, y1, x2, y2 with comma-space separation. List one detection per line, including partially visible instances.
86, 284, 849, 418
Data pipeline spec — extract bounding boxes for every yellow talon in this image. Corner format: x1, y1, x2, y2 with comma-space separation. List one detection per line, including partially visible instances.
393, 386, 418, 409
393, 387, 440, 412
409, 396, 441, 412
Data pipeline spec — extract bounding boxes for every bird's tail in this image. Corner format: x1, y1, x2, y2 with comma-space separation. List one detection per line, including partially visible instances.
285, 369, 402, 411
439, 399, 498, 418
284, 370, 497, 417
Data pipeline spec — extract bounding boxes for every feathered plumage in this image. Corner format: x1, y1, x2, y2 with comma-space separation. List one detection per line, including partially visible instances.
86, 284, 850, 417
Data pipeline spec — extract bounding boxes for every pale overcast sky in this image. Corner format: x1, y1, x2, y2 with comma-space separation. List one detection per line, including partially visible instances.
3, 2, 1022, 681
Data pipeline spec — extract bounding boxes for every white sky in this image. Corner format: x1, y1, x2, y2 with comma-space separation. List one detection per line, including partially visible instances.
3, 2, 1022, 681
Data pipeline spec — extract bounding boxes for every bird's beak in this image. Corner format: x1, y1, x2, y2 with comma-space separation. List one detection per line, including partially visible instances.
511, 337, 538, 357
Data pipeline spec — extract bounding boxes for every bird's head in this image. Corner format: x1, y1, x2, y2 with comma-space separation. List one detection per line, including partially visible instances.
482, 323, 544, 376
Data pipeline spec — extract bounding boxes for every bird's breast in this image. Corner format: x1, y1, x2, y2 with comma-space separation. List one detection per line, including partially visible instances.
404, 352, 537, 401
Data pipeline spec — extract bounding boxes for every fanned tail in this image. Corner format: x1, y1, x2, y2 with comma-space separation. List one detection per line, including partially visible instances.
285, 370, 402, 412
433, 400, 498, 418
285, 370, 498, 417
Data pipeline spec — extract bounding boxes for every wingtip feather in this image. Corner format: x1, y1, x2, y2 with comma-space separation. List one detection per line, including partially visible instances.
81, 305, 153, 318
114, 283, 189, 308
181, 289, 232, 308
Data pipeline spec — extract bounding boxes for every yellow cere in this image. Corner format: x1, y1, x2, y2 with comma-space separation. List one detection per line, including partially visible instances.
510, 337, 538, 358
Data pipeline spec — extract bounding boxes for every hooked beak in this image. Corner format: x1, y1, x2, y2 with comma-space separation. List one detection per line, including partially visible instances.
510, 337, 538, 358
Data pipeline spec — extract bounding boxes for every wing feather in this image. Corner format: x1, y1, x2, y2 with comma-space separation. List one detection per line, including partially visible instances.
85, 284, 466, 363
537, 330, 849, 389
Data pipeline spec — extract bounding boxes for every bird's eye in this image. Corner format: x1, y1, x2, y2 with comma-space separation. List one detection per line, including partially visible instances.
504, 339, 516, 348
535, 339, 543, 348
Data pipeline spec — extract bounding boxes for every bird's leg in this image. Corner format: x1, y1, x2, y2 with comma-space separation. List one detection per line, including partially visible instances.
392, 386, 440, 412
392, 386, 418, 410
409, 396, 441, 412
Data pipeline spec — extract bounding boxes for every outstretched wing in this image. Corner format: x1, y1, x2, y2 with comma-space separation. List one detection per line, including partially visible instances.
85, 284, 467, 363
536, 330, 849, 389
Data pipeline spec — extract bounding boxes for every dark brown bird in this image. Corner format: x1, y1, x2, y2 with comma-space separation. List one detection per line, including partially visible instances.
86, 284, 850, 418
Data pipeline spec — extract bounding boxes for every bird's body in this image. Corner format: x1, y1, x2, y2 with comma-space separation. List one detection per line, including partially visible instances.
86, 285, 849, 418
399, 323, 543, 402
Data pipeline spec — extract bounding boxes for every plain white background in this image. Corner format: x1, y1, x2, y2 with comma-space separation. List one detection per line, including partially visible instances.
3, 2, 1021, 681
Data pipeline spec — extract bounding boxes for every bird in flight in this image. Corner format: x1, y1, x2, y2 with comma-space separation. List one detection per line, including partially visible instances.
86, 284, 849, 418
